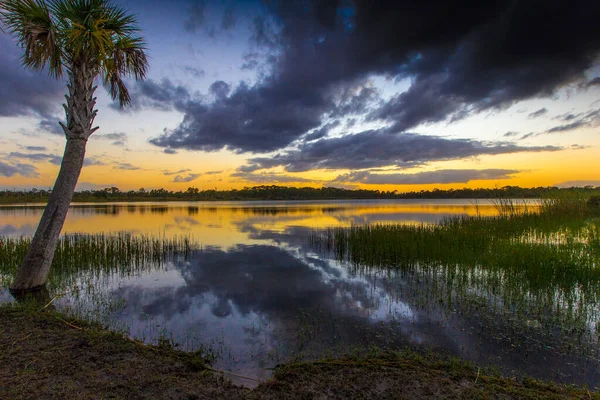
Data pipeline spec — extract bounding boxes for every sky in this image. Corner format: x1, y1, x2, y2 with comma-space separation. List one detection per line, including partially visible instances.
1, 0, 599, 192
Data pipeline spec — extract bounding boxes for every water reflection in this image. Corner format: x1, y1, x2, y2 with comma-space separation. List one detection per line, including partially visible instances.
3, 200, 596, 388
0, 200, 507, 239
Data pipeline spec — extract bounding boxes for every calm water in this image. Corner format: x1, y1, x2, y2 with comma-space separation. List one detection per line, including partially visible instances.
1, 200, 598, 388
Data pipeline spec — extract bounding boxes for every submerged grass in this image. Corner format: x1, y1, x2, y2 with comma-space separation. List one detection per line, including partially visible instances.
0, 233, 200, 289
310, 198, 600, 368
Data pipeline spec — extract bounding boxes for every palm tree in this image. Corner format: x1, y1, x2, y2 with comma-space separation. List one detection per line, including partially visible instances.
1, 0, 148, 293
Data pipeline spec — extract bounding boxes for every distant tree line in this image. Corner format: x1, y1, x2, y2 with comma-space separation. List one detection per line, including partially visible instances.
1, 185, 600, 204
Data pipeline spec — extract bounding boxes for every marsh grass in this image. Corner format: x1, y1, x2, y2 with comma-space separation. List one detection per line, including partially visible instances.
309, 199, 600, 364
0, 233, 231, 360
0, 232, 199, 288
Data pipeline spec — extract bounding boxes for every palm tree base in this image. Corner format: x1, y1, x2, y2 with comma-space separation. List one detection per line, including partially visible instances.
9, 285, 52, 304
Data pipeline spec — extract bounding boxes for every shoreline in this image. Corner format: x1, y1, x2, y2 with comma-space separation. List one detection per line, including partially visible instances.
1, 303, 597, 399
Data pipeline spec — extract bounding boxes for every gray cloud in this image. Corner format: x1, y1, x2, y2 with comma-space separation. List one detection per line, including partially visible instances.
180, 66, 205, 78
84, 158, 105, 166
147, 79, 329, 153
163, 168, 192, 176
164, 148, 178, 154
503, 131, 519, 138
93, 132, 128, 146
530, 108, 600, 137
528, 108, 548, 119
231, 171, 315, 184
24, 146, 47, 151
241, 130, 562, 172
582, 77, 600, 88
333, 169, 520, 185
38, 118, 64, 135
183, 0, 206, 32
0, 36, 64, 119
114, 163, 140, 171
546, 121, 589, 133
553, 112, 582, 122
114, 78, 190, 113
209, 80, 231, 99
9, 152, 62, 165
143, 0, 600, 156
173, 173, 202, 183
304, 121, 341, 141
0, 160, 38, 178
9, 151, 103, 167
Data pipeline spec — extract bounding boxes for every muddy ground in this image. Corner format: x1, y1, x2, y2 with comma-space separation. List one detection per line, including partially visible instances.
0, 304, 597, 399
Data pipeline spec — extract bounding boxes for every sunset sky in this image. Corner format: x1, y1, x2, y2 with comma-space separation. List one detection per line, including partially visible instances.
1, 0, 599, 192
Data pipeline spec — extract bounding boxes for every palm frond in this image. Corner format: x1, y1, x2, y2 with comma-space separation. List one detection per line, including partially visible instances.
105, 70, 131, 107
2, 0, 149, 109
0, 0, 63, 77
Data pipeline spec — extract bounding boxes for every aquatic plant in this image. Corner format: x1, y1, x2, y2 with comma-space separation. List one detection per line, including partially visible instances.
0, 233, 199, 289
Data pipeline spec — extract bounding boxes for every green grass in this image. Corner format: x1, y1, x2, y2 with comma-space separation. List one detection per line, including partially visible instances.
0, 233, 200, 290
310, 199, 600, 361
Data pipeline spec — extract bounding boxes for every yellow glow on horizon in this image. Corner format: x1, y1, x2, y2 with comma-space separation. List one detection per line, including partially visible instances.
2, 202, 509, 246
1, 140, 599, 192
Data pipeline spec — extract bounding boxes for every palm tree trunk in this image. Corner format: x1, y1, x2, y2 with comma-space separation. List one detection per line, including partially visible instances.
9, 137, 87, 293
10, 66, 97, 295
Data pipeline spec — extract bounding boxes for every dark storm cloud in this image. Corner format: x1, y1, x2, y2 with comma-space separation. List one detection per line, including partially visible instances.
148, 79, 328, 152
583, 77, 600, 88
0, 36, 64, 119
334, 169, 520, 185
304, 121, 341, 141
148, 0, 600, 155
0, 160, 38, 178
330, 85, 381, 118
173, 173, 201, 183
241, 130, 562, 172
209, 80, 230, 99
116, 79, 190, 112
528, 108, 548, 119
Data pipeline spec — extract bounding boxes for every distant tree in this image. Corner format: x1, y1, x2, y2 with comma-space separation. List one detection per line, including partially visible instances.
2, 0, 148, 293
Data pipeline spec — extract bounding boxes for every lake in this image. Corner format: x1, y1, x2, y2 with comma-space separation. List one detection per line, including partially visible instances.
1, 200, 598, 388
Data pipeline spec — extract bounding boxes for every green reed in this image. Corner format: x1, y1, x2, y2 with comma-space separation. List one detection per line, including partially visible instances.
0, 233, 200, 289
310, 202, 600, 357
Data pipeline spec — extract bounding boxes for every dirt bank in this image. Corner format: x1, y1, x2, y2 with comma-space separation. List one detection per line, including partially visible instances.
0, 304, 596, 399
